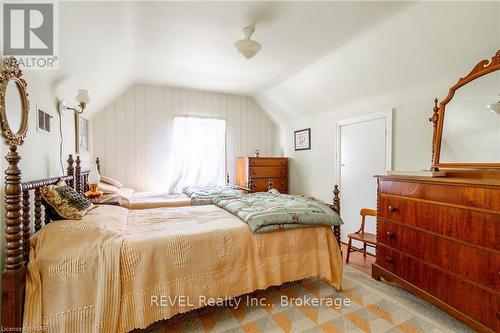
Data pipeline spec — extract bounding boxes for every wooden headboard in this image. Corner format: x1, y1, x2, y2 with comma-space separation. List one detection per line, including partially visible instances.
18, 155, 92, 258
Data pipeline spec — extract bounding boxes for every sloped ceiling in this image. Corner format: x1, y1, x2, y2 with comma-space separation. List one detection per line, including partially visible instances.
256, 1, 500, 121
53, 1, 499, 121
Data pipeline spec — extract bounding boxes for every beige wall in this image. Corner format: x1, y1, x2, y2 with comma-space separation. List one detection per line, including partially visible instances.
279, 97, 438, 204
92, 84, 279, 191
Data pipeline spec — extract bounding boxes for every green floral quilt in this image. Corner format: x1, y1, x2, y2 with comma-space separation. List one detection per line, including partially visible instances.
183, 184, 241, 205
213, 189, 343, 233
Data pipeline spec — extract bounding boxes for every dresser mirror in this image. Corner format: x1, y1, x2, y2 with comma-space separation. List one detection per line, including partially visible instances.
440, 71, 500, 163
433, 50, 500, 169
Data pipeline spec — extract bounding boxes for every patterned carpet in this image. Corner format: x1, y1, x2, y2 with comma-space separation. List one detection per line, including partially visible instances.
135, 266, 472, 333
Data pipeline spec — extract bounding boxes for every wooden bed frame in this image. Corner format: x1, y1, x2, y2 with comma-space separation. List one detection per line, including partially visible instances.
2, 154, 90, 329
2, 152, 342, 330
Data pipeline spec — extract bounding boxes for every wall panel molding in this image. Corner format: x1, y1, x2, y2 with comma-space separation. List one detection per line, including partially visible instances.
92, 84, 278, 191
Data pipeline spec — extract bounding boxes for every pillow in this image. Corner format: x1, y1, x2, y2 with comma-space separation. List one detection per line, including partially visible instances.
41, 180, 95, 221
56, 185, 91, 210
99, 193, 124, 205
97, 182, 121, 194
100, 176, 123, 189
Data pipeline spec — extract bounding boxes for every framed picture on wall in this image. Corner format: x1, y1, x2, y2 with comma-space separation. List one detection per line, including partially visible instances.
294, 128, 311, 151
75, 114, 89, 153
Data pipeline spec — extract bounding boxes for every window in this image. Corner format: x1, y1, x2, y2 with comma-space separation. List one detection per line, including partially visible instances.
168, 116, 226, 192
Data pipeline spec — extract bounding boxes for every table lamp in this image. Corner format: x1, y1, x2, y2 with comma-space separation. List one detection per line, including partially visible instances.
85, 164, 102, 198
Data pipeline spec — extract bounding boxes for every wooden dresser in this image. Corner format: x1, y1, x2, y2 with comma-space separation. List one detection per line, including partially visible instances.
373, 175, 499, 333
236, 157, 288, 193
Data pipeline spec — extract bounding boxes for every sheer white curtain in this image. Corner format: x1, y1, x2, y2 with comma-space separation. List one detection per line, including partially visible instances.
167, 116, 226, 193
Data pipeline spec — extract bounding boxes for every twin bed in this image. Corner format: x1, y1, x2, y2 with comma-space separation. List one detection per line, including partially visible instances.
6, 154, 343, 333
93, 158, 247, 209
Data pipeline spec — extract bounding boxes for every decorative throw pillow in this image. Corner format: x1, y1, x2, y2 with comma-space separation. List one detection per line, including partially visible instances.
41, 180, 95, 221
55, 185, 91, 210
100, 176, 123, 189
43, 204, 62, 222
97, 182, 121, 194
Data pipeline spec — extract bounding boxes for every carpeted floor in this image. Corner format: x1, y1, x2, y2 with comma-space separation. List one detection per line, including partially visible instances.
136, 266, 472, 333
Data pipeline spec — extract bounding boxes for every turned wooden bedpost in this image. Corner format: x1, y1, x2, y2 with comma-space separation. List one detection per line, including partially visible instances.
22, 190, 30, 263
332, 185, 341, 247
268, 178, 273, 191
4, 146, 23, 269
96, 157, 100, 174
2, 145, 26, 329
75, 155, 82, 194
67, 154, 75, 188
248, 177, 254, 192
429, 98, 439, 171
34, 189, 42, 232
332, 185, 340, 214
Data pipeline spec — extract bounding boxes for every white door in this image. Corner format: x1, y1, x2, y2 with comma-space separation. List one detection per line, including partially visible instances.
337, 111, 392, 251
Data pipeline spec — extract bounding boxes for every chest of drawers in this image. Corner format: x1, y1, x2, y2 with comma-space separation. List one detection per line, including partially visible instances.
373, 175, 500, 333
236, 157, 288, 193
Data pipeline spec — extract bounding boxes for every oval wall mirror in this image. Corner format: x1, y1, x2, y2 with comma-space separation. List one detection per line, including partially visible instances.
5, 80, 25, 135
0, 58, 29, 146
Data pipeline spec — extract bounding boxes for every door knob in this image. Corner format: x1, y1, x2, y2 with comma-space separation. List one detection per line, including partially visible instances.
388, 206, 396, 212
386, 231, 395, 238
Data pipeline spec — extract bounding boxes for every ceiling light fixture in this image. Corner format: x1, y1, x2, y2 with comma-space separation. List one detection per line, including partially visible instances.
235, 26, 261, 59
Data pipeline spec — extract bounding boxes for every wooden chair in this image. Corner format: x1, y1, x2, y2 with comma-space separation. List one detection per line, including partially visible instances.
346, 208, 377, 263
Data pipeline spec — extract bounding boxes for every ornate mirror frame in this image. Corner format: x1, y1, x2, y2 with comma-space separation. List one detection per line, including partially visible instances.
0, 57, 29, 146
431, 49, 500, 170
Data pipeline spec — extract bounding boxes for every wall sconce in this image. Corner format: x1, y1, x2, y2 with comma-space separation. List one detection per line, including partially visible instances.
59, 89, 90, 114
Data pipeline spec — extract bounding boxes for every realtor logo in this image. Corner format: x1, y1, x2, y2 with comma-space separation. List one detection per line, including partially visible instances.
2, 2, 58, 69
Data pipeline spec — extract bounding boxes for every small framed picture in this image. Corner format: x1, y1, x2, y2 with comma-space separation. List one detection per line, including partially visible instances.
294, 128, 311, 151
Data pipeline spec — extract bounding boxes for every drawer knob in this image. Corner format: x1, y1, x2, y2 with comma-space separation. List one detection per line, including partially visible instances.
388, 206, 396, 212
386, 231, 395, 238
385, 256, 394, 263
